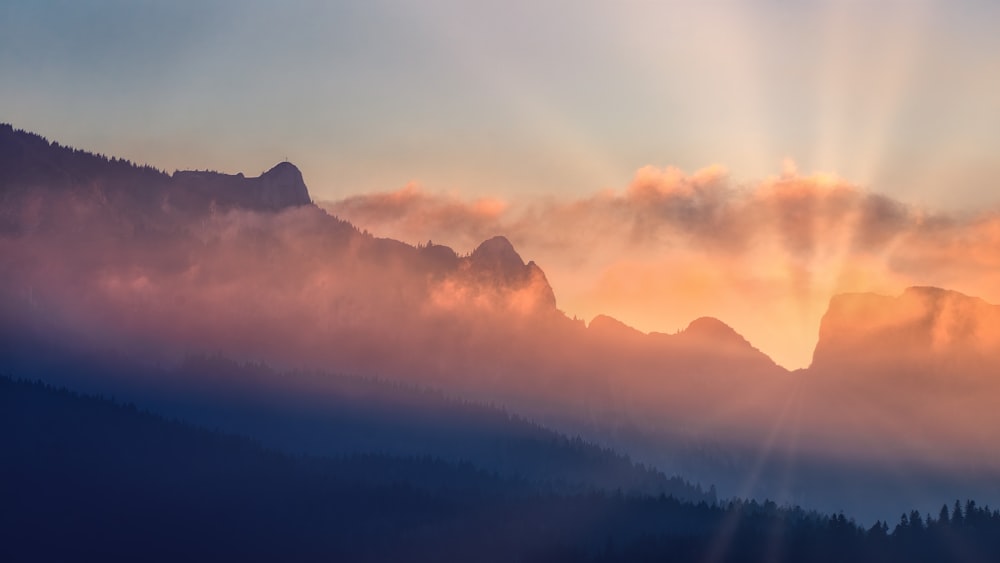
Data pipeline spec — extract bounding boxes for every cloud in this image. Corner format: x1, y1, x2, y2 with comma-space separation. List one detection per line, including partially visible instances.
321, 162, 1000, 368
331, 182, 507, 248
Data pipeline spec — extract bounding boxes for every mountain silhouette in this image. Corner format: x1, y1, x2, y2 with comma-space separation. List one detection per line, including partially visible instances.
0, 123, 798, 460
461, 235, 558, 311
7, 124, 1000, 521
588, 314, 645, 338
171, 160, 311, 211
471, 235, 524, 271
680, 316, 751, 345
0, 123, 310, 235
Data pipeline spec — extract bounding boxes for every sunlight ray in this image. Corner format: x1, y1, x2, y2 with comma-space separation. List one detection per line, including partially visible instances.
701, 384, 802, 563
848, 1, 933, 189
395, 1, 625, 195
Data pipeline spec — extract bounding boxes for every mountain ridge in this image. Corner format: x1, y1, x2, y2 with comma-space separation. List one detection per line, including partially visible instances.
8, 122, 1000, 380
7, 124, 1000, 520
0, 123, 310, 222
0, 122, 762, 359
811, 285, 1000, 375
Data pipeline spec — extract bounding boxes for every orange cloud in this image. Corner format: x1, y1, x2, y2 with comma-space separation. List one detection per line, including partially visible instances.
332, 182, 507, 248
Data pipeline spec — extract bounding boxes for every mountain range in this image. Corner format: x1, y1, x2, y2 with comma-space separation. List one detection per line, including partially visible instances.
3, 123, 1000, 521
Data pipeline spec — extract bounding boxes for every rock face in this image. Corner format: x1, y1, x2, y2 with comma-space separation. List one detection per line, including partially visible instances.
470, 236, 529, 280
253, 161, 312, 209
810, 286, 1000, 376
465, 236, 558, 311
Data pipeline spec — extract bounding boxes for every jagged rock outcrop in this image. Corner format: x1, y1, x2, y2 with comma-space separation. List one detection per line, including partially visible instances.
470, 236, 525, 275
258, 162, 311, 208
171, 161, 311, 212
460, 236, 558, 312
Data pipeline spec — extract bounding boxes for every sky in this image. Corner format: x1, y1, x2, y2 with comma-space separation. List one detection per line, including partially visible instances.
3, 0, 1000, 367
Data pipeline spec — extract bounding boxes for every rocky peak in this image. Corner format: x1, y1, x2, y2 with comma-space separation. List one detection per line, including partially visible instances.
257, 162, 312, 209
470, 236, 524, 272
588, 315, 644, 339
469, 236, 528, 285
458, 236, 558, 312
683, 317, 743, 342
170, 161, 312, 212
811, 286, 1000, 373
255, 162, 312, 210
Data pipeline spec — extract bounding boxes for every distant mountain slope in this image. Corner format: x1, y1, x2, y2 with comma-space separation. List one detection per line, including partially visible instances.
5, 376, 1000, 563
0, 335, 714, 503
0, 375, 737, 561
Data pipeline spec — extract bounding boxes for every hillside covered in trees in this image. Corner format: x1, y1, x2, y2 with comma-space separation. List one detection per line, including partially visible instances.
4, 375, 1000, 562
